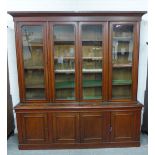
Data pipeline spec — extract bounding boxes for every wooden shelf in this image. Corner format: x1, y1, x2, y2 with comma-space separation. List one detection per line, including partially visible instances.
23, 43, 43, 47
112, 51, 132, 54
83, 96, 102, 99
112, 80, 132, 85
54, 41, 74, 45
113, 64, 132, 68
82, 69, 102, 73
112, 96, 131, 99
83, 80, 102, 87
54, 57, 75, 60
83, 57, 102, 60
24, 66, 44, 70
82, 41, 102, 46
55, 80, 102, 89
113, 37, 132, 41
55, 81, 75, 89
25, 84, 45, 89
55, 69, 75, 73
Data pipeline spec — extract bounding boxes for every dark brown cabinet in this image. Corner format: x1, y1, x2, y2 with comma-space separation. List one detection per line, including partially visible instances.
8, 11, 146, 149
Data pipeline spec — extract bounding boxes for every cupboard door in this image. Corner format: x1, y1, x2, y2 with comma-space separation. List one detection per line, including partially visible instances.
21, 113, 49, 144
80, 112, 109, 143
18, 22, 48, 101
109, 22, 138, 100
51, 23, 77, 101
111, 111, 137, 142
53, 112, 79, 143
80, 23, 106, 101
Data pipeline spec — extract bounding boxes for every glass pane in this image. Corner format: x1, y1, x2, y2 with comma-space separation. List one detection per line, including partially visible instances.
82, 25, 103, 99
53, 25, 75, 100
21, 25, 45, 99
112, 24, 133, 99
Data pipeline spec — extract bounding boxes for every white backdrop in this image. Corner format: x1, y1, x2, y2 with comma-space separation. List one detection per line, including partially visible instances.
7, 0, 148, 107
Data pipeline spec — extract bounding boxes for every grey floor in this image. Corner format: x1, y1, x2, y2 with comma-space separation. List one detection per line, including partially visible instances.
7, 133, 148, 155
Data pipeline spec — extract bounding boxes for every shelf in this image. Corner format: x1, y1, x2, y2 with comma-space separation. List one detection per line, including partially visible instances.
24, 66, 44, 70
83, 96, 102, 100
54, 57, 75, 60
55, 80, 102, 89
113, 37, 132, 41
83, 57, 102, 60
112, 80, 132, 85
55, 69, 75, 73
83, 80, 102, 87
113, 64, 132, 68
23, 43, 43, 47
55, 81, 75, 89
112, 51, 132, 54
112, 96, 131, 99
82, 69, 102, 73
82, 41, 102, 46
25, 84, 45, 89
54, 41, 74, 45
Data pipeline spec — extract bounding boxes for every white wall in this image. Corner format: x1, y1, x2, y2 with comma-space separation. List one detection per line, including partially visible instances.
7, 0, 148, 107
7, 0, 147, 11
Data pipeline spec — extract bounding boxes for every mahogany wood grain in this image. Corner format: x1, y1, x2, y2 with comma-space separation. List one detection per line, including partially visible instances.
9, 11, 146, 149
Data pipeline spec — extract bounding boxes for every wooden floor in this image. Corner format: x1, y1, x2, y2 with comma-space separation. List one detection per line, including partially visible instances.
7, 133, 148, 155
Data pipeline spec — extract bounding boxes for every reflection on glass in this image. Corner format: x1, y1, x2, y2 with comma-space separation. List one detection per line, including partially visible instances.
112, 24, 133, 99
82, 25, 103, 99
53, 25, 75, 100
22, 25, 45, 99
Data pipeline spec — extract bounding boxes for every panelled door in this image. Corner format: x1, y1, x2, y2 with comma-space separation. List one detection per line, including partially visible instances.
21, 113, 49, 144
17, 22, 49, 102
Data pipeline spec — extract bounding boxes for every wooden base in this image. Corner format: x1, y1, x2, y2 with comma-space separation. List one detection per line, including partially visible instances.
19, 141, 140, 150
15, 102, 142, 150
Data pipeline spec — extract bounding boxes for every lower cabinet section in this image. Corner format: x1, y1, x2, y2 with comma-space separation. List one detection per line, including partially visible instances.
16, 106, 142, 149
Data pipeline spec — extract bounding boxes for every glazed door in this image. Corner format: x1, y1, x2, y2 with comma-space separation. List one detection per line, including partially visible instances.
50, 23, 78, 101
79, 22, 107, 101
17, 22, 49, 102
109, 22, 139, 101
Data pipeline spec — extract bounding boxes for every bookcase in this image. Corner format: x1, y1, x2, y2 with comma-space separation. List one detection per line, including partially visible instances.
9, 11, 146, 149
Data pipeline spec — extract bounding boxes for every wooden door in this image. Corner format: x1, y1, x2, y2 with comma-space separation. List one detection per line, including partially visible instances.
21, 113, 49, 144
16, 22, 49, 103
111, 111, 139, 142
53, 112, 79, 143
80, 112, 109, 143
109, 22, 140, 101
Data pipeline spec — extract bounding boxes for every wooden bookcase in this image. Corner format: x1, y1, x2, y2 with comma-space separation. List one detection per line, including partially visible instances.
8, 11, 146, 149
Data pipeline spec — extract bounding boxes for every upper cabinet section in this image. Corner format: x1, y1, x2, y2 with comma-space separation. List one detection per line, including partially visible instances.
10, 12, 146, 103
